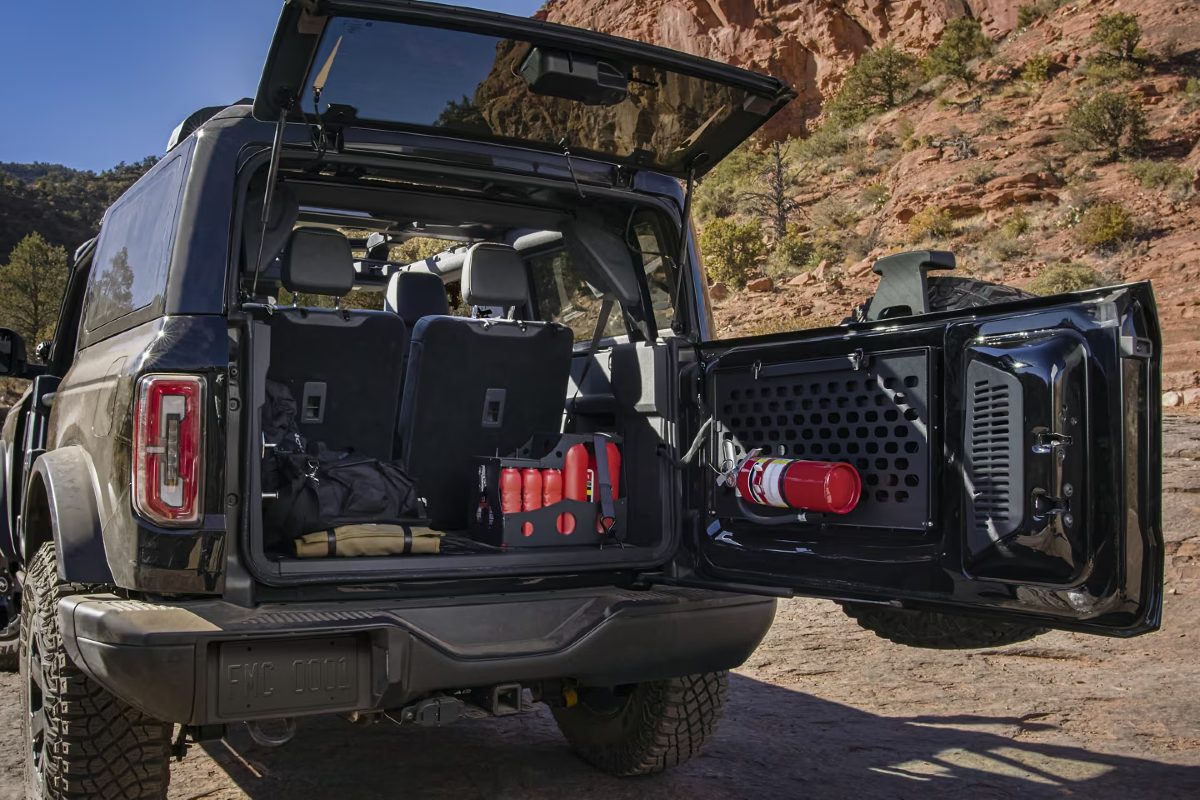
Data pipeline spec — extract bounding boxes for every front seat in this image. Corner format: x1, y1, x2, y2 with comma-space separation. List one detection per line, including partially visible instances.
396, 243, 573, 529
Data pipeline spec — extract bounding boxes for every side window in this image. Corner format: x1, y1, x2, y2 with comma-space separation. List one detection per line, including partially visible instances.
81, 157, 184, 337
631, 217, 678, 336
528, 250, 626, 343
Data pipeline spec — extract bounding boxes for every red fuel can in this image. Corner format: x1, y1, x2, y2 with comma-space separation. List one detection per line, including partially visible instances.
500, 467, 523, 515
521, 468, 543, 537
542, 468, 563, 506
735, 457, 861, 515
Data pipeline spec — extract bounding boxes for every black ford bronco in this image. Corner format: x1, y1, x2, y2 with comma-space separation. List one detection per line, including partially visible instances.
0, 2, 1162, 797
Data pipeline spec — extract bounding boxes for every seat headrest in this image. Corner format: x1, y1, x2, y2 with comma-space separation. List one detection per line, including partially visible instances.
385, 271, 450, 324
461, 243, 529, 308
282, 228, 355, 297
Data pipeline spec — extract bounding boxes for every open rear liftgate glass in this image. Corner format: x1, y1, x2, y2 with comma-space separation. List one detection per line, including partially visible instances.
692, 283, 1163, 636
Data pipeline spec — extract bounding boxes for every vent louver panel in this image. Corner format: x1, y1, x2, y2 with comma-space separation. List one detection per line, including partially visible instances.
964, 361, 1024, 553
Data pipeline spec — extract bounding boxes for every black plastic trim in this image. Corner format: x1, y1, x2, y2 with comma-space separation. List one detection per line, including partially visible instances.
58, 586, 775, 724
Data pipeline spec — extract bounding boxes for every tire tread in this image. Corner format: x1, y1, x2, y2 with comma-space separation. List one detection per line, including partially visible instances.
21, 544, 171, 800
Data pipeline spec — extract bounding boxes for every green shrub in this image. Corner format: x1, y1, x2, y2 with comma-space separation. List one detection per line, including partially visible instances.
1128, 159, 1193, 192
862, 183, 890, 208
965, 163, 996, 186
1021, 51, 1054, 83
980, 213, 1032, 261
1027, 263, 1104, 295
1084, 57, 1143, 84
923, 18, 992, 86
1017, 5, 1040, 28
1065, 92, 1147, 160
826, 45, 918, 127
766, 224, 814, 277
699, 217, 767, 287
1017, 0, 1070, 28
1072, 202, 1136, 250
694, 141, 764, 221
1001, 210, 1032, 238
907, 207, 956, 243
1092, 13, 1142, 62
799, 125, 850, 160
810, 197, 861, 230
1185, 78, 1200, 112
805, 231, 847, 269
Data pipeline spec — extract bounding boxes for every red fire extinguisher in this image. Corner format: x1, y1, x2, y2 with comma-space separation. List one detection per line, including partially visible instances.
565, 441, 621, 532
735, 456, 861, 515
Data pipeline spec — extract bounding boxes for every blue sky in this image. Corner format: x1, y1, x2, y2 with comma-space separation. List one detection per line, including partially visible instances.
0, 0, 541, 172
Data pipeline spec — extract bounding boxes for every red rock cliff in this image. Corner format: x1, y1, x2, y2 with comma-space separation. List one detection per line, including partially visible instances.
536, 0, 1024, 134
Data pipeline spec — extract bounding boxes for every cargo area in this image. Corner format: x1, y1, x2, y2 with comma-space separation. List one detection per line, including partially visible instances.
234, 156, 685, 583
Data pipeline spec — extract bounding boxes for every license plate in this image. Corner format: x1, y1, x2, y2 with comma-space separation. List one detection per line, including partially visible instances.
217, 636, 361, 718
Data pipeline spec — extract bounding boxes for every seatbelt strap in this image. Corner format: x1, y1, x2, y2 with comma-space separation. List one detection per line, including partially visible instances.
565, 299, 614, 427
577, 298, 614, 390
593, 433, 619, 542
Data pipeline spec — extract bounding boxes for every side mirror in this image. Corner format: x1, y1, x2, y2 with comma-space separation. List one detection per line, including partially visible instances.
0, 329, 28, 377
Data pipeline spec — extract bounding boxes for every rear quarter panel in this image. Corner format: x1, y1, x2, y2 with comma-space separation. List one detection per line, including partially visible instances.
50, 316, 230, 590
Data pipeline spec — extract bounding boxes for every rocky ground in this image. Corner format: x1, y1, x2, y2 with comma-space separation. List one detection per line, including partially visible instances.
0, 421, 1196, 798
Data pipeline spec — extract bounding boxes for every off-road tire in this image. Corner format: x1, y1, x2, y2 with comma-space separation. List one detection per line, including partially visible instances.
20, 543, 172, 799
924, 275, 1034, 311
841, 275, 1045, 649
552, 671, 728, 776
841, 604, 1047, 649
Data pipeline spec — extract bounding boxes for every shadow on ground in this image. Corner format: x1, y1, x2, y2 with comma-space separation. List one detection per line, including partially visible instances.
187, 675, 1200, 800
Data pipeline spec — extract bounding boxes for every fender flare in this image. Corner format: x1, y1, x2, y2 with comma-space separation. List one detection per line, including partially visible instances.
22, 447, 114, 584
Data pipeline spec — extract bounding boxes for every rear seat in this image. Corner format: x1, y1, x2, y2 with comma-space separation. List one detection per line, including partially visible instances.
397, 243, 573, 529
385, 270, 450, 330
267, 228, 408, 460
385, 270, 452, 414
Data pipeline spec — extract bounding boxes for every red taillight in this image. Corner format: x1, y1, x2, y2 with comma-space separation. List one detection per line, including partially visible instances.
133, 374, 205, 527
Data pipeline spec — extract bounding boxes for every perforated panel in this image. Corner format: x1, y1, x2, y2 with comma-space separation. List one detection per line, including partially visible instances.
711, 349, 932, 530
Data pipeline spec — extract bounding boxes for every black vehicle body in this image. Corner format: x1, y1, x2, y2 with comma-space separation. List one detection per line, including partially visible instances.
0, 0, 1161, 733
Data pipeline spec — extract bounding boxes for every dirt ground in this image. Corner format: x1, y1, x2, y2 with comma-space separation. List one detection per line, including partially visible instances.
0, 422, 1198, 799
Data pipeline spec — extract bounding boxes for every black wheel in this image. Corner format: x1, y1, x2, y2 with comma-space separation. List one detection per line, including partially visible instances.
552, 672, 728, 776
841, 275, 1046, 649
841, 604, 1048, 649
21, 543, 172, 799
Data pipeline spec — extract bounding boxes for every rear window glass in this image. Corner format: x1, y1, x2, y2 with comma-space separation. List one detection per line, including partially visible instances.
83, 157, 184, 333
304, 18, 753, 174
529, 250, 625, 342
632, 219, 677, 335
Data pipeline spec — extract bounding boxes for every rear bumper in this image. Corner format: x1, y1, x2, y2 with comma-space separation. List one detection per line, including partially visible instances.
58, 586, 776, 725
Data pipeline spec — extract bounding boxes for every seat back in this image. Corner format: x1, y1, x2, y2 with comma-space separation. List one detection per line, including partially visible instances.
397, 243, 573, 528
268, 228, 408, 460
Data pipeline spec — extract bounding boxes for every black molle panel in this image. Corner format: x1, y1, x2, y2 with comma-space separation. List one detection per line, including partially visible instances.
711, 349, 932, 530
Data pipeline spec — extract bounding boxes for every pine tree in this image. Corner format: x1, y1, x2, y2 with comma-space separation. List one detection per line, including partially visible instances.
923, 18, 992, 86
0, 232, 69, 346
827, 45, 918, 126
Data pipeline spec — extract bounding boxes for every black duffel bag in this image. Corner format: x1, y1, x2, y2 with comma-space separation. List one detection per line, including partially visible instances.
260, 380, 425, 551
264, 453, 426, 547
